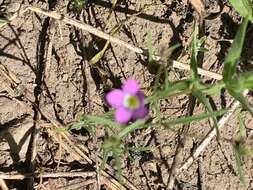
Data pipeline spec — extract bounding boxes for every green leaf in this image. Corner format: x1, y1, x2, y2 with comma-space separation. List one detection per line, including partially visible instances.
69, 122, 95, 136
0, 18, 8, 28
73, 0, 86, 11
193, 90, 220, 135
202, 82, 226, 95
161, 43, 181, 59
147, 32, 155, 63
89, 41, 110, 64
147, 79, 191, 103
234, 143, 245, 183
233, 112, 253, 183
101, 136, 124, 182
189, 23, 200, 80
223, 18, 249, 81
89, 24, 120, 64
237, 112, 247, 141
238, 71, 253, 90
228, 89, 253, 116
162, 109, 227, 126
127, 145, 151, 153
85, 115, 120, 129
67, 114, 120, 133
239, 145, 253, 157
229, 0, 253, 20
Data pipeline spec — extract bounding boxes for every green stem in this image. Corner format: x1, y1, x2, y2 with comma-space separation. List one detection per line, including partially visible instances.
118, 120, 146, 139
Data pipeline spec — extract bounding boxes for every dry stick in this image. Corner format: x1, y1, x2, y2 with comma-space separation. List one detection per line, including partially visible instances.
3, 7, 222, 80
58, 179, 96, 190
43, 121, 125, 190
1, 7, 29, 28
27, 126, 39, 190
45, 20, 56, 79
47, 128, 124, 190
0, 64, 21, 84
0, 179, 9, 190
101, 175, 121, 190
0, 172, 95, 180
27, 6, 222, 80
178, 89, 249, 173
28, 6, 143, 54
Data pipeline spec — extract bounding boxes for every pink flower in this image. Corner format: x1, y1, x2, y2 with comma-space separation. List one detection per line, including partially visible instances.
106, 78, 149, 124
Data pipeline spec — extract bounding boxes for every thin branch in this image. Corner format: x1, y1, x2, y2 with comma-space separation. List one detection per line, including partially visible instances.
1, 7, 29, 28
27, 6, 222, 80
0, 171, 95, 180
2, 7, 222, 80
27, 6, 143, 54
172, 60, 222, 80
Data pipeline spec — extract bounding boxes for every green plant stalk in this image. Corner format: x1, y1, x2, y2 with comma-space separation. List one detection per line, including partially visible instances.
234, 144, 245, 183
148, 79, 226, 104
223, 18, 249, 81
161, 109, 227, 126
147, 80, 190, 103
190, 23, 199, 80
147, 32, 155, 63
201, 81, 226, 95
118, 120, 147, 139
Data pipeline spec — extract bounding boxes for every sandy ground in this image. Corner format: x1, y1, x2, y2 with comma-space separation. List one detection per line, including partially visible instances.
0, 0, 253, 189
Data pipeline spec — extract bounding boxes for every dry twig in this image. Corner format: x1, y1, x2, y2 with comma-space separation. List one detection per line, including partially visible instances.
0, 171, 95, 180
27, 6, 222, 80
1, 6, 222, 80
189, 0, 205, 16
0, 179, 9, 190
58, 179, 96, 190
178, 90, 249, 173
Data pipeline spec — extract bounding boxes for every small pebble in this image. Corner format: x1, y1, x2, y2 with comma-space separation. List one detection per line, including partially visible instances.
8, 2, 20, 13
62, 73, 68, 82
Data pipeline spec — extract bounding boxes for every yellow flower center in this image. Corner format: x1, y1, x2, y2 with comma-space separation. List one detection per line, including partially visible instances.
124, 95, 140, 110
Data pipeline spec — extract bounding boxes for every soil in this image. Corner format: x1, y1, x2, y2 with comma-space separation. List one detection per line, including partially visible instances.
0, 0, 253, 190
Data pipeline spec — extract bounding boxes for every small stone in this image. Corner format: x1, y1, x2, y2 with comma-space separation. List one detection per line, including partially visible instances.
8, 3, 20, 13
62, 73, 68, 82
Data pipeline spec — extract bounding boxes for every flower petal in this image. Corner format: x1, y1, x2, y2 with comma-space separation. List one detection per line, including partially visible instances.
115, 107, 132, 124
106, 89, 124, 108
136, 91, 145, 105
122, 78, 139, 94
132, 105, 149, 120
